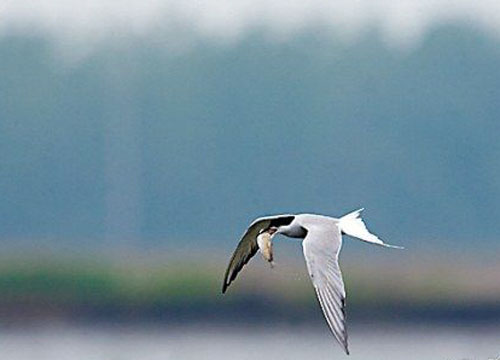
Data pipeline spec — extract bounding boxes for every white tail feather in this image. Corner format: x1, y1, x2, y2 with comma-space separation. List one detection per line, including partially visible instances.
339, 209, 404, 249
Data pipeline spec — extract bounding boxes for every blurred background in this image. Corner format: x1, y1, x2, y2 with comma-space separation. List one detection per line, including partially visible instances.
1, 1, 499, 359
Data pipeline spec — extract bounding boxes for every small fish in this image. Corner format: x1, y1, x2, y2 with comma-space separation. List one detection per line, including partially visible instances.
257, 230, 275, 267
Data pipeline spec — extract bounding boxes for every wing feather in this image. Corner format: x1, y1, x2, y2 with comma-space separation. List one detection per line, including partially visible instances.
302, 223, 350, 355
221, 218, 271, 293
222, 215, 296, 293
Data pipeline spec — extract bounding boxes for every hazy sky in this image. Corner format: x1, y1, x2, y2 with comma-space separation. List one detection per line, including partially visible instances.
2, 1, 500, 50
1, 2, 499, 248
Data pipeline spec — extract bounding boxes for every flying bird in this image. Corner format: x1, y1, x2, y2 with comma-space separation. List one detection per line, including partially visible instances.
222, 209, 403, 355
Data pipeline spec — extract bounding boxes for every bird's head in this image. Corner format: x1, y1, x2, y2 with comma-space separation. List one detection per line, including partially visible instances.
267, 215, 300, 237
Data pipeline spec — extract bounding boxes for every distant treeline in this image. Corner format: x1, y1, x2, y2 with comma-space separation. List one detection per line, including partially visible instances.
0, 256, 497, 325
1, 25, 500, 248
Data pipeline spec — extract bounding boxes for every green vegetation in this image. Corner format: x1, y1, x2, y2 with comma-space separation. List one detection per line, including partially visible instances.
0, 254, 497, 323
0, 257, 220, 307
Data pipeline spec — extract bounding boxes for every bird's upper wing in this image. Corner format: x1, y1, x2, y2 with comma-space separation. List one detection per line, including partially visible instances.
221, 217, 273, 293
302, 222, 349, 355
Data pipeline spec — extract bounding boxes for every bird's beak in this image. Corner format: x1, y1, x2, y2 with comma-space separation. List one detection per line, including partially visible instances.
267, 227, 278, 235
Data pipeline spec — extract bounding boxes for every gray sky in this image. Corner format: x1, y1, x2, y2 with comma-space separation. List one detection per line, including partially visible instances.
2, 0, 500, 50
1, 2, 499, 248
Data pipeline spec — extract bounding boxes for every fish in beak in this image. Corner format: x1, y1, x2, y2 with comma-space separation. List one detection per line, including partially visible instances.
257, 227, 277, 267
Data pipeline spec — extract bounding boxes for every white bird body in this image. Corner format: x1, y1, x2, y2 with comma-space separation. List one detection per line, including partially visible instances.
222, 209, 403, 355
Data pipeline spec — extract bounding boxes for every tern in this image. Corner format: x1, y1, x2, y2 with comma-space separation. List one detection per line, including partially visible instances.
222, 209, 403, 355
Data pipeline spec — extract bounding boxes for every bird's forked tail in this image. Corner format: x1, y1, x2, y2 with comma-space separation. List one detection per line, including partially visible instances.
338, 208, 404, 249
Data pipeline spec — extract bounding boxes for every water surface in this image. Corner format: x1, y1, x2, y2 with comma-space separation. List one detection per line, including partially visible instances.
0, 323, 498, 360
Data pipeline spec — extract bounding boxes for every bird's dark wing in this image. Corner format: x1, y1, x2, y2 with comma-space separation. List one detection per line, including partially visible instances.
221, 218, 272, 293
222, 214, 296, 293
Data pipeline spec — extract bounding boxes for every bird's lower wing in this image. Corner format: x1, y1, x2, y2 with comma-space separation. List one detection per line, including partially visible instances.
222, 218, 272, 293
302, 225, 349, 355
